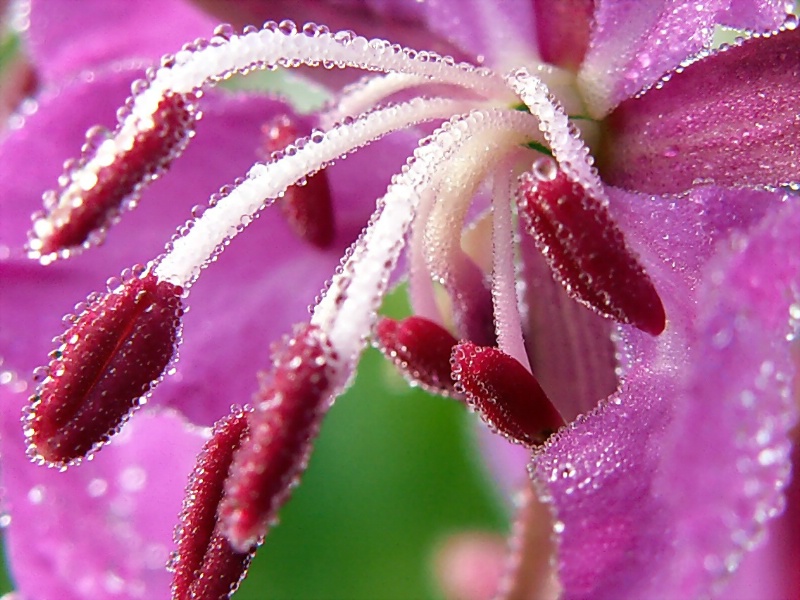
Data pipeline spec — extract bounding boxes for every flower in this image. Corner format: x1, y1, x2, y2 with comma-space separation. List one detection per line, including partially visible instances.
0, 1, 798, 600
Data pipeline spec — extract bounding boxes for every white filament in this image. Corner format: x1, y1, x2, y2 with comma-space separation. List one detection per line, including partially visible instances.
155, 97, 475, 286
319, 72, 437, 128
490, 155, 532, 371
311, 108, 543, 374
506, 68, 604, 200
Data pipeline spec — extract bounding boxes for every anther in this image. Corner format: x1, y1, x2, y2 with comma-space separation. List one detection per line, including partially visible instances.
516, 159, 666, 335
262, 114, 335, 248
28, 93, 195, 262
171, 408, 255, 600
450, 342, 564, 447
374, 316, 461, 398
219, 324, 336, 551
26, 271, 183, 465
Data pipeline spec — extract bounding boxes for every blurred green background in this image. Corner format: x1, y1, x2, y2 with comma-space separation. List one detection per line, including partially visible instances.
0, 293, 509, 599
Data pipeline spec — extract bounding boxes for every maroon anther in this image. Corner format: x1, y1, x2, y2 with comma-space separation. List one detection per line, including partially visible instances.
375, 316, 461, 397
27, 273, 183, 465
219, 324, 335, 551
33, 93, 195, 257
172, 408, 255, 600
262, 115, 335, 248
517, 166, 666, 335
451, 342, 564, 447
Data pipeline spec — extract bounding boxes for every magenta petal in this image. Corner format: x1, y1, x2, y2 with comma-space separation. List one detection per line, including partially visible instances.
0, 396, 206, 600
579, 0, 728, 116
659, 202, 800, 597
26, 0, 215, 82
531, 187, 798, 599
720, 0, 792, 30
600, 28, 800, 194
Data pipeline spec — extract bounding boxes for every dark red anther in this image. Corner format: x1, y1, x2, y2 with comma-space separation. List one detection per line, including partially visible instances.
374, 316, 461, 397
26, 272, 183, 465
262, 115, 335, 248
30, 93, 195, 259
219, 323, 335, 551
517, 161, 666, 335
451, 342, 564, 447
172, 408, 255, 600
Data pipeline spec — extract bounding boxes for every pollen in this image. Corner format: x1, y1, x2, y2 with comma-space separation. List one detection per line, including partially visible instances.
25, 271, 184, 466
451, 342, 565, 447
517, 158, 667, 335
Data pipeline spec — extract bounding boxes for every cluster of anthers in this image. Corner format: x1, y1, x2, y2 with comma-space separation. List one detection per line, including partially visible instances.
23, 21, 667, 599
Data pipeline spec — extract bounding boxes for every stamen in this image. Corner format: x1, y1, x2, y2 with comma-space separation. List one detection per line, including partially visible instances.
490, 155, 531, 370
171, 407, 255, 600
261, 114, 335, 248
374, 316, 461, 398
506, 68, 603, 199
319, 72, 436, 128
219, 324, 337, 551
450, 342, 564, 447
517, 159, 666, 335
27, 93, 196, 263
25, 270, 184, 466
419, 124, 545, 345
311, 108, 542, 370
30, 22, 504, 264
155, 97, 473, 288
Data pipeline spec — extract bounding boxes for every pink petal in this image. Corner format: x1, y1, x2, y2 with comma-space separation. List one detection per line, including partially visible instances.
720, 0, 793, 30
26, 0, 215, 82
600, 28, 800, 194
580, 0, 728, 116
530, 187, 798, 598
0, 395, 207, 600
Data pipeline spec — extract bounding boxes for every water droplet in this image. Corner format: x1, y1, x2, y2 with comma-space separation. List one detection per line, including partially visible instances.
532, 156, 557, 182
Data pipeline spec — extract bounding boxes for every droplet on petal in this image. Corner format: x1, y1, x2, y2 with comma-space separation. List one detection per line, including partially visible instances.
517, 159, 666, 335
172, 407, 255, 600
450, 342, 564, 447
26, 272, 184, 465
27, 93, 196, 262
262, 115, 335, 248
374, 316, 461, 397
219, 324, 336, 551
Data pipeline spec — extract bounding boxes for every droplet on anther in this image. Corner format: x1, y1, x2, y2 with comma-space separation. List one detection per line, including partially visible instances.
517, 160, 666, 335
374, 316, 461, 397
451, 342, 564, 447
28, 93, 196, 262
262, 115, 335, 248
172, 408, 255, 600
219, 324, 336, 551
26, 272, 184, 465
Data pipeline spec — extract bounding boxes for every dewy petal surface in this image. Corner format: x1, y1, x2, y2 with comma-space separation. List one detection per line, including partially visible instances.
579, 0, 731, 116
26, 0, 215, 82
0, 400, 206, 600
0, 67, 404, 426
720, 0, 793, 30
531, 187, 798, 599
600, 28, 800, 194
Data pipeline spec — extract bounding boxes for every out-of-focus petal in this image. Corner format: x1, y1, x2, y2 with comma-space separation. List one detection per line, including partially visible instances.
0, 66, 410, 426
599, 28, 800, 194
0, 397, 207, 600
531, 187, 798, 599
579, 0, 728, 117
26, 0, 215, 82
533, 0, 593, 71
720, 0, 792, 30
